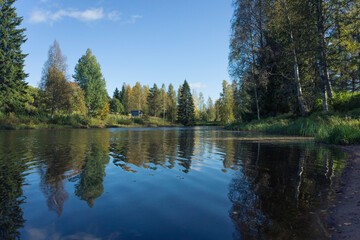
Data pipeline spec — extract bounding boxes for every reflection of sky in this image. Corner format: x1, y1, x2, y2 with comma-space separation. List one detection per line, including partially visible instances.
0, 128, 346, 239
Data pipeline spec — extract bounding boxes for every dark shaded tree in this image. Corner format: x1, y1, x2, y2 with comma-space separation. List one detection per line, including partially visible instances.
177, 80, 195, 126
0, 0, 28, 113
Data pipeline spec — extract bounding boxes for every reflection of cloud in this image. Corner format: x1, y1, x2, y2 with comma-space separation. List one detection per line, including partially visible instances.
190, 82, 208, 89
25, 228, 102, 240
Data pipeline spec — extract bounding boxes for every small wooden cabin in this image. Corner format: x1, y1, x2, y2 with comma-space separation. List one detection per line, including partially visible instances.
131, 110, 143, 117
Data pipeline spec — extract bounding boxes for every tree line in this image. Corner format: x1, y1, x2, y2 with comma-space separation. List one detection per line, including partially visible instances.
224, 0, 360, 122
0, 0, 222, 126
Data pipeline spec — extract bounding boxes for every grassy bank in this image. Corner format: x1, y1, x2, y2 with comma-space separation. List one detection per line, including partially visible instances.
0, 113, 181, 130
226, 111, 360, 145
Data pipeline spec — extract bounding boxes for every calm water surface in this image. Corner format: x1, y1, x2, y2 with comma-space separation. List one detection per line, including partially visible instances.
0, 127, 346, 239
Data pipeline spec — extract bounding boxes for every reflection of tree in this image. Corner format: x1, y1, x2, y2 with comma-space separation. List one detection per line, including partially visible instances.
35, 130, 88, 216
226, 141, 346, 239
75, 133, 110, 207
0, 132, 28, 239
110, 129, 179, 172
177, 129, 195, 173
38, 132, 73, 216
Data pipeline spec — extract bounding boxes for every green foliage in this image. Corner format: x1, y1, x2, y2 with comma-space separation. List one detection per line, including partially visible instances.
40, 40, 72, 119
177, 80, 195, 126
219, 80, 235, 124
110, 98, 124, 114
166, 84, 177, 123
227, 112, 360, 145
330, 92, 360, 112
73, 49, 108, 117
69, 82, 87, 116
147, 84, 161, 117
0, 0, 28, 113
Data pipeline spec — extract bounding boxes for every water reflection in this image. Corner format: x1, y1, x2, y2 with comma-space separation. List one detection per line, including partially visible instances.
0, 132, 29, 239
74, 132, 110, 207
0, 128, 346, 239
226, 143, 345, 239
110, 129, 195, 173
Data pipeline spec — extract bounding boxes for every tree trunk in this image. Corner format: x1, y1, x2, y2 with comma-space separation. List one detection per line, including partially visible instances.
250, 38, 260, 121
315, 0, 333, 109
282, 0, 307, 117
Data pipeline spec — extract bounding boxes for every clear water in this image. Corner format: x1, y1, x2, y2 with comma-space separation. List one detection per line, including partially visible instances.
0, 127, 346, 239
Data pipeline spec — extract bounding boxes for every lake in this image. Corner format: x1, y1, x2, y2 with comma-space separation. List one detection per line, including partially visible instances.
0, 127, 346, 239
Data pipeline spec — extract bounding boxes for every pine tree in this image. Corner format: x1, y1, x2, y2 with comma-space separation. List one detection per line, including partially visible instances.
0, 0, 28, 113
73, 49, 108, 117
177, 80, 195, 126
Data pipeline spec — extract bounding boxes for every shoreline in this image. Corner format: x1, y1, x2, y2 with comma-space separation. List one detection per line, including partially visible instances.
328, 145, 360, 239
0, 123, 222, 131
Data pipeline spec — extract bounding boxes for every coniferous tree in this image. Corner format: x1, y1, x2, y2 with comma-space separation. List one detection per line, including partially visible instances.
148, 84, 160, 117
177, 80, 195, 126
0, 0, 28, 113
73, 49, 108, 117
113, 87, 121, 100
167, 84, 177, 123
160, 84, 167, 119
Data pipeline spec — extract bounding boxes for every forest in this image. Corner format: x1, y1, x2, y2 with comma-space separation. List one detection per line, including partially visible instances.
0, 0, 228, 129
224, 0, 360, 144
1, 0, 360, 144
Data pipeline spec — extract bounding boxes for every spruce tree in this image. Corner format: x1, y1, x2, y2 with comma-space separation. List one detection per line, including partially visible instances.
148, 84, 160, 117
73, 49, 108, 117
177, 80, 195, 126
0, 0, 28, 113
113, 87, 120, 100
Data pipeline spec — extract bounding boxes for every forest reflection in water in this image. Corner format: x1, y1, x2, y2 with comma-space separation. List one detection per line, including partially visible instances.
0, 127, 346, 239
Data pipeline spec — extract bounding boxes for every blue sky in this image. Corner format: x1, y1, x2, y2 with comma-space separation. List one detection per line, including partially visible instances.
15, 0, 233, 101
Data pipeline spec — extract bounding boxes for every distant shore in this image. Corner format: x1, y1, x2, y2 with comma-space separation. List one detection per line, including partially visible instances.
328, 146, 360, 239
0, 114, 222, 130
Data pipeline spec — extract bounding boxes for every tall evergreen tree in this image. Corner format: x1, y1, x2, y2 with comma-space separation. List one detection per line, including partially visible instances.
113, 87, 121, 100
148, 84, 160, 117
160, 84, 167, 119
0, 0, 28, 113
167, 84, 177, 123
177, 80, 195, 126
73, 49, 108, 117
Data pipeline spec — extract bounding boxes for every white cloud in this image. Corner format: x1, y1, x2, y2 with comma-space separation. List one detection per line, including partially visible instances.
124, 15, 142, 24
190, 82, 208, 89
30, 8, 104, 23
108, 11, 122, 21
30, 8, 142, 24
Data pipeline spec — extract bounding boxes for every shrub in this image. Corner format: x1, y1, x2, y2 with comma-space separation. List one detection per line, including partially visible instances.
331, 92, 360, 112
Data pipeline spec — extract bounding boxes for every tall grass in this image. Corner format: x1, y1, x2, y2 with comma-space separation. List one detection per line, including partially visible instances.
226, 113, 360, 145
0, 112, 179, 130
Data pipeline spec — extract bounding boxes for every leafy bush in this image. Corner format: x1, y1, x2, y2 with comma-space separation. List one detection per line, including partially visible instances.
133, 118, 144, 124
331, 92, 360, 112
